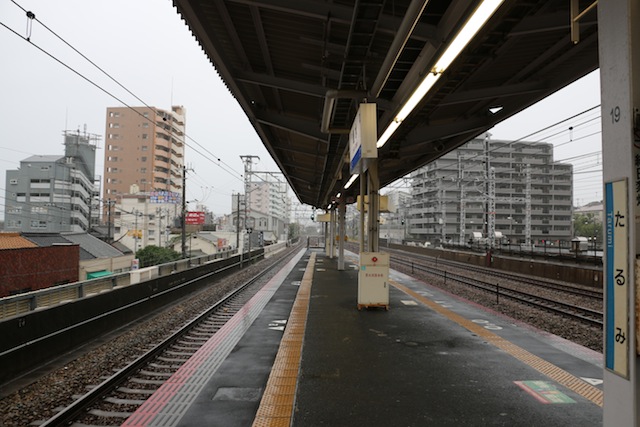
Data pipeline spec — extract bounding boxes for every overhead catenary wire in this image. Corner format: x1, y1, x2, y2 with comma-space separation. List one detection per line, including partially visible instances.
3, 1, 600, 209
405, 105, 603, 202
0, 5, 244, 183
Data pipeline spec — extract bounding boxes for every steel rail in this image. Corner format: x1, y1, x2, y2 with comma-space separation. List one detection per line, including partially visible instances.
384, 245, 602, 299
40, 245, 297, 426
391, 257, 603, 327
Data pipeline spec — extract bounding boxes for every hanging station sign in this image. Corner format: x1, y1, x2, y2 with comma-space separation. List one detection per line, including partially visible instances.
349, 103, 377, 174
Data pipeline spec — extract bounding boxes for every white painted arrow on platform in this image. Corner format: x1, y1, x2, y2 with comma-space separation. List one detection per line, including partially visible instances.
268, 319, 287, 331
581, 377, 603, 386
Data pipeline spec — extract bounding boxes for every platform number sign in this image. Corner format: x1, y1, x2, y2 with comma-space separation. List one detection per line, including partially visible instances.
605, 179, 629, 378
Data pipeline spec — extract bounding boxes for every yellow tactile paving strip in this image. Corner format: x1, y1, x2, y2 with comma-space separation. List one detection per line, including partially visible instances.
252, 252, 315, 427
390, 279, 604, 407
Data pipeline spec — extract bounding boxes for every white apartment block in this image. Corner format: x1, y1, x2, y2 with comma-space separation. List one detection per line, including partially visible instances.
410, 137, 573, 246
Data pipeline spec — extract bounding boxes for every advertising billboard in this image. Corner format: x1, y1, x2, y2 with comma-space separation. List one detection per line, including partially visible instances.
185, 211, 206, 225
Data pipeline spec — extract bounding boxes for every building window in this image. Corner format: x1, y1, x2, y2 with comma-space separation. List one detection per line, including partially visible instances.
142, 122, 149, 128
141, 157, 147, 162
140, 168, 147, 174
141, 145, 148, 151
142, 134, 148, 140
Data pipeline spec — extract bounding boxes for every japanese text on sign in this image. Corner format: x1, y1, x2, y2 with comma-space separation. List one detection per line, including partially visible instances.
605, 179, 629, 379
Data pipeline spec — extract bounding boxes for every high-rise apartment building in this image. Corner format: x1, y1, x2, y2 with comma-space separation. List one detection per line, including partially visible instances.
409, 136, 573, 246
5, 130, 99, 233
248, 179, 289, 237
103, 106, 186, 200
231, 176, 290, 241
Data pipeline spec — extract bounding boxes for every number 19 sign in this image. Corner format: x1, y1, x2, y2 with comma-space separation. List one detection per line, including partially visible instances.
605, 179, 629, 378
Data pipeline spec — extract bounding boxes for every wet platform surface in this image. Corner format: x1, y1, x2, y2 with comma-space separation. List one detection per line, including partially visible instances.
125, 248, 603, 426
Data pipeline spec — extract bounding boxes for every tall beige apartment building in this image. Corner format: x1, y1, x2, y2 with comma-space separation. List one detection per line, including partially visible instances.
103, 106, 186, 199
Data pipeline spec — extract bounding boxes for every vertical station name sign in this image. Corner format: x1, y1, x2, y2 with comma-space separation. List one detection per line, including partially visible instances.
349, 103, 377, 174
605, 179, 629, 378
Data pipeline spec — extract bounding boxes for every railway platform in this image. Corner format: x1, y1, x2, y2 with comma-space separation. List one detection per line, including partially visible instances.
124, 248, 603, 426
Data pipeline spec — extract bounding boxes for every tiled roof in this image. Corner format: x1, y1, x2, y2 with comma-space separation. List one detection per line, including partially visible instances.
0, 233, 38, 249
22, 233, 92, 260
194, 232, 220, 244
61, 232, 124, 258
22, 232, 124, 260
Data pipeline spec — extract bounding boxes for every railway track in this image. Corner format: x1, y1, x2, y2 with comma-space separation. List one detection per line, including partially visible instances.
347, 243, 603, 328
40, 246, 298, 427
391, 257, 603, 327
385, 246, 602, 300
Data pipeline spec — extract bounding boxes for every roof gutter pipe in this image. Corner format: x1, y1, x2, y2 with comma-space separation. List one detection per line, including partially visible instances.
370, 0, 430, 99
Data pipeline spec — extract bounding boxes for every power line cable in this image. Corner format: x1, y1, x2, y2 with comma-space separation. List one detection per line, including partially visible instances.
1, 9, 243, 182
405, 105, 602, 190
8, 0, 242, 178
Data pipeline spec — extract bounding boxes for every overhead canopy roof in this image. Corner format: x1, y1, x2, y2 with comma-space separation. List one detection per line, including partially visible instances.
173, 0, 598, 208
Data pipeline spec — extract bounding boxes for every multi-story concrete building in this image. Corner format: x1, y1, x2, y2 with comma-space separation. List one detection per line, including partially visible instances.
409, 136, 573, 247
248, 178, 289, 239
231, 176, 290, 242
4, 130, 99, 233
112, 189, 182, 252
103, 106, 186, 199
380, 189, 412, 243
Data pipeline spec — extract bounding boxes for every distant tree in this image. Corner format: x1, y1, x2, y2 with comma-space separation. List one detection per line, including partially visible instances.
136, 245, 181, 267
573, 213, 603, 243
288, 222, 301, 240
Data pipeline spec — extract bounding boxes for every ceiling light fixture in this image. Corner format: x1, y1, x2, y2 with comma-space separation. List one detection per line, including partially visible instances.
344, 174, 358, 189
376, 0, 505, 149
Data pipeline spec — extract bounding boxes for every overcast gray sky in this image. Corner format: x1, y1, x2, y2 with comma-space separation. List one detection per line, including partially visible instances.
0, 0, 603, 217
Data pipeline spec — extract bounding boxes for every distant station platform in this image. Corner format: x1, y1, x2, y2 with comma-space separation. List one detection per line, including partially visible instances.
124, 247, 603, 426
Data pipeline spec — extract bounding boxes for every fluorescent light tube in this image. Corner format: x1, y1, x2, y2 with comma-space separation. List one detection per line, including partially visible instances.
344, 174, 358, 189
377, 120, 401, 148
396, 73, 441, 122
433, 0, 505, 74
376, 0, 504, 149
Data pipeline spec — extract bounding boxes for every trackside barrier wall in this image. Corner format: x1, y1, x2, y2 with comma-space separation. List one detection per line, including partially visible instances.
0, 248, 263, 384
263, 241, 289, 258
389, 243, 602, 288
0, 249, 234, 321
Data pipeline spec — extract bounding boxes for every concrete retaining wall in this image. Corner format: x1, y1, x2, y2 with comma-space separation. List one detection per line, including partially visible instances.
390, 243, 602, 288
0, 248, 264, 384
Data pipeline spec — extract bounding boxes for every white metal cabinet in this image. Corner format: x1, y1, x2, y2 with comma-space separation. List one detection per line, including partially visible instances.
357, 252, 389, 310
